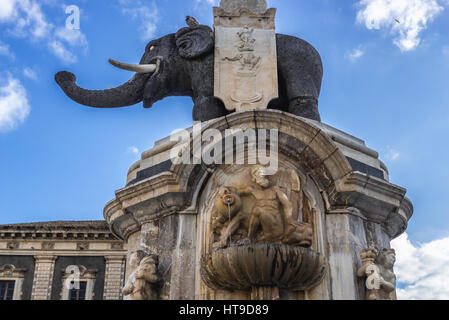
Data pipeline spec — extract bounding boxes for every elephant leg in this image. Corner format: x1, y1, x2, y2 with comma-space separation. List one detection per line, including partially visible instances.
193, 96, 228, 122
288, 96, 321, 121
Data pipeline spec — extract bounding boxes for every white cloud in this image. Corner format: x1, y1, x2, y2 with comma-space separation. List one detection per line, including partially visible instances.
356, 0, 445, 51
0, 75, 31, 132
54, 27, 88, 48
0, 0, 52, 39
0, 40, 14, 59
392, 233, 449, 299
382, 146, 402, 162
119, 0, 160, 41
127, 146, 140, 155
23, 67, 37, 80
443, 45, 449, 55
48, 40, 77, 64
195, 0, 219, 5
0, 1, 87, 64
346, 46, 365, 61
0, 0, 16, 20
390, 151, 400, 161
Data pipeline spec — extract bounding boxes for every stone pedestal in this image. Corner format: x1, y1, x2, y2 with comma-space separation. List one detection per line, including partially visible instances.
104, 110, 413, 300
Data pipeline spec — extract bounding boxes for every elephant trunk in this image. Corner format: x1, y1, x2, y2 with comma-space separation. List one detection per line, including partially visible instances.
55, 71, 150, 108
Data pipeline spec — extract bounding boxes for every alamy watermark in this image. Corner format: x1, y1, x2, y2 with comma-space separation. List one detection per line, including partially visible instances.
169, 122, 279, 174
365, 264, 382, 290
64, 265, 81, 290
66, 5, 80, 30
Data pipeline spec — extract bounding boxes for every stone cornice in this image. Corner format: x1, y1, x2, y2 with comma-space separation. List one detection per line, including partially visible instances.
0, 250, 126, 256
331, 172, 413, 238
0, 230, 116, 241
103, 110, 413, 241
0, 221, 118, 241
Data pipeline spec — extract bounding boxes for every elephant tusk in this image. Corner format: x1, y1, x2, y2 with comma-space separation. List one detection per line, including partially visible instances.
108, 59, 157, 73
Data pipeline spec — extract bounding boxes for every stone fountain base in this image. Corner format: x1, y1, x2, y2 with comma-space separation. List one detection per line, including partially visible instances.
104, 110, 413, 300
201, 243, 327, 297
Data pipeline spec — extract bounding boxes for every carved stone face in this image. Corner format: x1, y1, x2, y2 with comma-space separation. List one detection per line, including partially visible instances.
383, 252, 396, 269
129, 252, 142, 268
214, 186, 242, 218
252, 167, 270, 188
377, 250, 396, 269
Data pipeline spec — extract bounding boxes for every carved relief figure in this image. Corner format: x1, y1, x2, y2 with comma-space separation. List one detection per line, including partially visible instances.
211, 186, 248, 249
210, 165, 313, 249
123, 251, 159, 300
201, 165, 327, 295
224, 27, 261, 72
242, 165, 312, 246
357, 248, 397, 300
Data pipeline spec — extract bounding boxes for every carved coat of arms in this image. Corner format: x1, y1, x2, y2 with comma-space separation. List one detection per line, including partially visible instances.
213, 7, 278, 112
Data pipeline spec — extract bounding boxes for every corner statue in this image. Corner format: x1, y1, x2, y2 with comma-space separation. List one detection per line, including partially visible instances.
55, 1, 323, 121
357, 248, 397, 300
122, 251, 159, 300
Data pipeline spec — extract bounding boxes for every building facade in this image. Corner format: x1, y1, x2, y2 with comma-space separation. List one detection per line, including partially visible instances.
0, 221, 126, 300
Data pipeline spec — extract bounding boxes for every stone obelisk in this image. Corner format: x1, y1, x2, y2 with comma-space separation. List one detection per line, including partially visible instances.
213, 0, 278, 112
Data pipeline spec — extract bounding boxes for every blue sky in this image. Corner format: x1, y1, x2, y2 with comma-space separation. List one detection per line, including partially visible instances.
1, 0, 449, 299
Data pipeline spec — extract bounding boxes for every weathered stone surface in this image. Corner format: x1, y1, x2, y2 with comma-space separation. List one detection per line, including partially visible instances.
201, 243, 326, 292
102, 110, 413, 300
169, 215, 197, 300
214, 1, 278, 112
123, 253, 159, 300
326, 212, 367, 300
219, 0, 267, 14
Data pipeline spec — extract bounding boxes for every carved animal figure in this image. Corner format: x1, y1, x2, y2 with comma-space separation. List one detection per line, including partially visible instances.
55, 19, 323, 122
211, 187, 242, 228
211, 186, 247, 248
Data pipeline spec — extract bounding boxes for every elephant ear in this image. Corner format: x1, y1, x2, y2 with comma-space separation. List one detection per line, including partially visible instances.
175, 25, 214, 59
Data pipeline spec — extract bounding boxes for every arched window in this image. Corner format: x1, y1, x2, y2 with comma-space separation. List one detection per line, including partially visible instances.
0, 265, 26, 300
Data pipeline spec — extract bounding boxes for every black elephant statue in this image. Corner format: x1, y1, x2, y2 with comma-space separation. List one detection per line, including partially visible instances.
55, 19, 323, 122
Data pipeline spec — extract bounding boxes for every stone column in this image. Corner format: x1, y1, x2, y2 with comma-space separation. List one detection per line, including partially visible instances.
326, 209, 368, 300
169, 214, 197, 300
31, 255, 57, 300
103, 256, 126, 300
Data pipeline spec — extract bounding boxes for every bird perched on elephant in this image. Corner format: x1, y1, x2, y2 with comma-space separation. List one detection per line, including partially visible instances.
55, 18, 323, 122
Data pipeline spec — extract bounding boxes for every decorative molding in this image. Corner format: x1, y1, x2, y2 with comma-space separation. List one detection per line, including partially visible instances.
111, 242, 124, 250
41, 241, 55, 250
0, 231, 113, 240
76, 242, 89, 251
0, 264, 27, 278
7, 241, 19, 250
